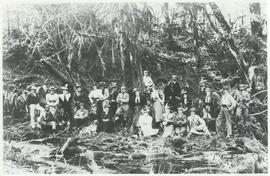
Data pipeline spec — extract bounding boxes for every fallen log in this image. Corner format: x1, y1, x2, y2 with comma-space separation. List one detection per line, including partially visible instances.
40, 59, 73, 86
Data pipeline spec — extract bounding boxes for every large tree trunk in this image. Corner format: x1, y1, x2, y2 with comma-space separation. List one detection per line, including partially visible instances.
119, 32, 126, 86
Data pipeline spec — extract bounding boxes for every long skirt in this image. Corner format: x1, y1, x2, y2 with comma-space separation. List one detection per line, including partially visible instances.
130, 105, 142, 134
153, 101, 163, 123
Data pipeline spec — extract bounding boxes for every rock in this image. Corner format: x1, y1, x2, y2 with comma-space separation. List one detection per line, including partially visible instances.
236, 154, 256, 173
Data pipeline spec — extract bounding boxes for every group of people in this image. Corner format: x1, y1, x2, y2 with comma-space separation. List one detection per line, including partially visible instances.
3, 70, 251, 139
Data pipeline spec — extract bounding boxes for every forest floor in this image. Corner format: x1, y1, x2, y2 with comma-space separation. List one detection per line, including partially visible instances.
2, 68, 268, 174
3, 118, 268, 174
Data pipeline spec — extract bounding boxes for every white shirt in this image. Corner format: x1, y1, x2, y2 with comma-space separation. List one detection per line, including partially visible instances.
221, 93, 236, 107
89, 89, 102, 103
143, 76, 153, 87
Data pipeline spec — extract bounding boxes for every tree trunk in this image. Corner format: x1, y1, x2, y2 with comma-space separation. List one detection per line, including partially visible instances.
119, 32, 126, 86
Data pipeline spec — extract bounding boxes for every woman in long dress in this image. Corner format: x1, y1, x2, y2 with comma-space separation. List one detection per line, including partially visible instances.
151, 85, 164, 128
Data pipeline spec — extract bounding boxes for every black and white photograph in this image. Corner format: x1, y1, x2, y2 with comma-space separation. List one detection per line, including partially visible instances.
2, 0, 268, 174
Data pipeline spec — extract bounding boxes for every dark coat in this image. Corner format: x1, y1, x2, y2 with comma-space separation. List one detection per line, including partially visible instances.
26, 93, 40, 106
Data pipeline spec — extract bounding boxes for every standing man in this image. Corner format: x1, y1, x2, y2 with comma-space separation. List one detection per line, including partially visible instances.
45, 86, 59, 117
59, 86, 73, 126
143, 70, 154, 90
26, 85, 45, 129
234, 84, 250, 122
108, 82, 119, 117
216, 85, 237, 138
165, 75, 182, 112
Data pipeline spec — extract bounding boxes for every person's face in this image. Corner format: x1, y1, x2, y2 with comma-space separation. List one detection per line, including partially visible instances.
183, 94, 187, 98
93, 85, 97, 90
144, 71, 148, 76
63, 90, 68, 94
77, 87, 82, 92
80, 105, 84, 109
135, 91, 140, 96
121, 88, 126, 93
50, 90, 54, 94
45, 107, 50, 112
178, 109, 183, 114
91, 106, 97, 113
175, 128, 181, 135
190, 111, 195, 115
172, 76, 177, 82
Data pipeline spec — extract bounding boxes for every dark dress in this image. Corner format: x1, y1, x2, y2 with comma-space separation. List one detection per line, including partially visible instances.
59, 94, 73, 125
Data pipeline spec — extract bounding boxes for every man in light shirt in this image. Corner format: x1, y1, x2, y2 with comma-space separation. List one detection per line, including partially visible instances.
216, 85, 237, 138
45, 86, 59, 117
114, 86, 130, 125
143, 70, 153, 90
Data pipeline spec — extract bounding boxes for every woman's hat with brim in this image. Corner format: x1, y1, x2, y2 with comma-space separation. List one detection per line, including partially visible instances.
49, 86, 56, 91
181, 89, 187, 94
190, 107, 196, 112
30, 85, 37, 90
75, 83, 82, 88
239, 84, 247, 90
223, 85, 230, 90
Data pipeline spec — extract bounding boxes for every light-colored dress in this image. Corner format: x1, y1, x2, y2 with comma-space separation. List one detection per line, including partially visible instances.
151, 89, 164, 123
138, 114, 159, 137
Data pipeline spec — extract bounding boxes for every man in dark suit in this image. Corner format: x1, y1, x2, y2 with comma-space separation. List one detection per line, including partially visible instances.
164, 75, 182, 111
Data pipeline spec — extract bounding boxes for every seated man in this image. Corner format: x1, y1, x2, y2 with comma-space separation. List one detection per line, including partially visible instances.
187, 107, 211, 138
162, 106, 175, 138
113, 86, 129, 129
74, 103, 89, 127
56, 106, 69, 128
37, 104, 57, 135
173, 107, 188, 137
137, 106, 159, 137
